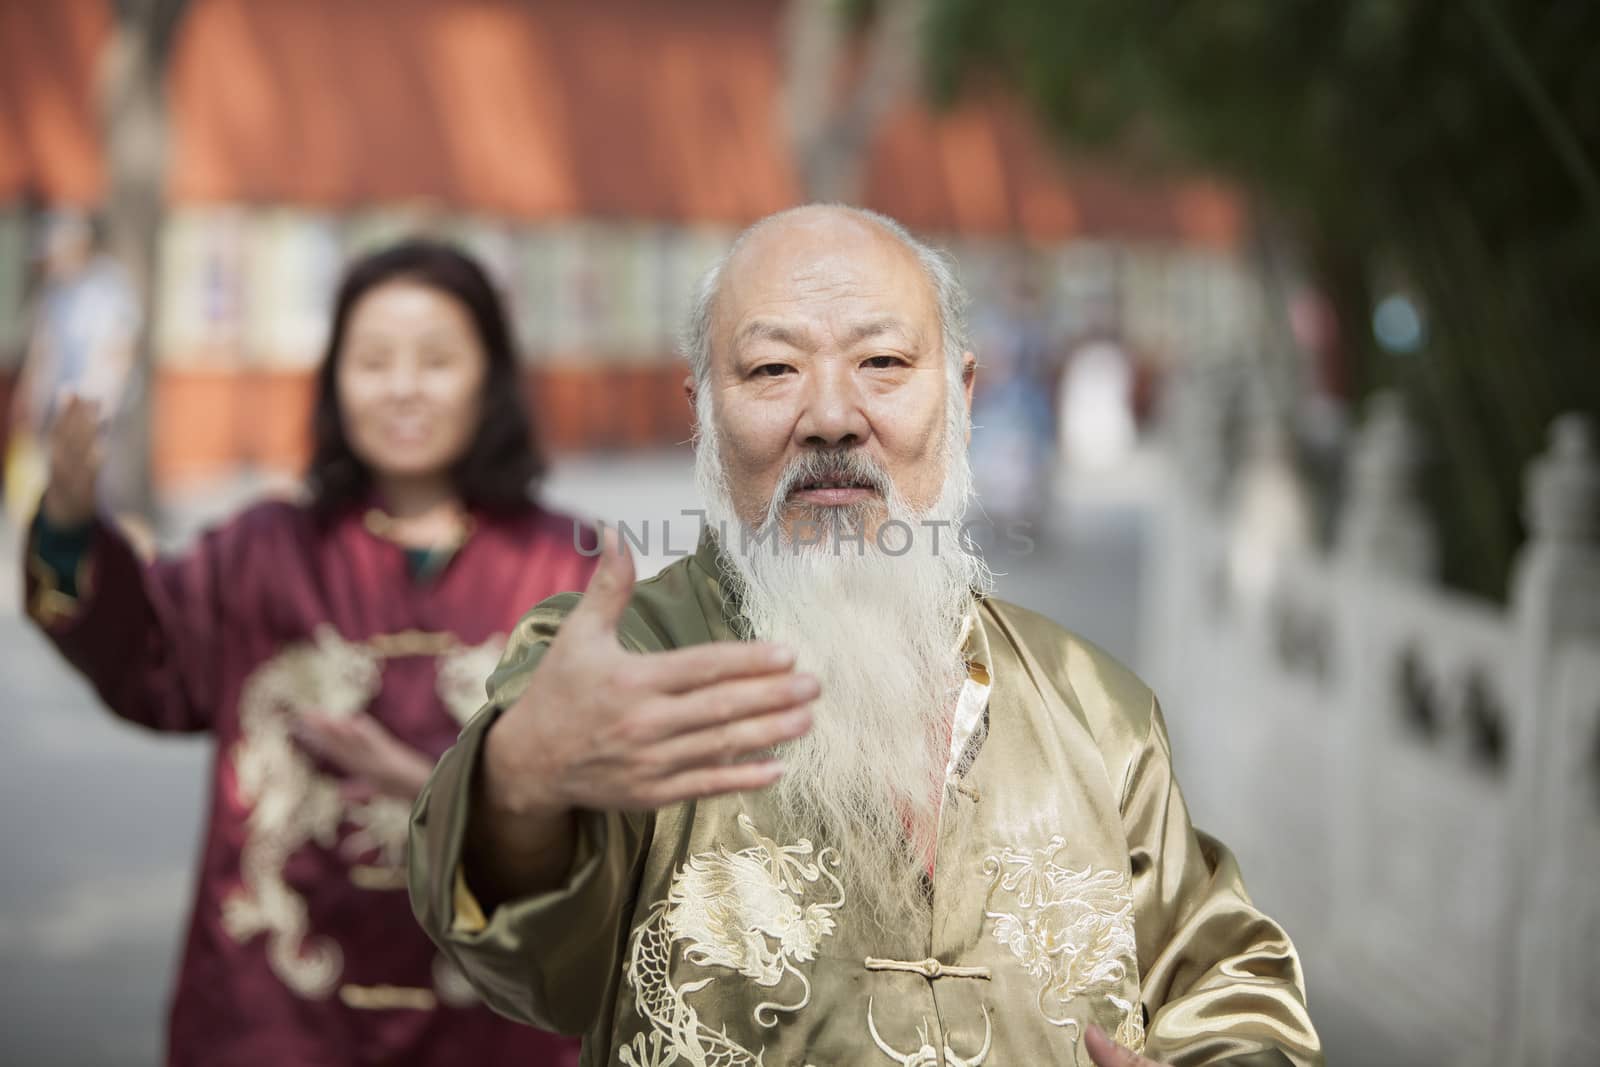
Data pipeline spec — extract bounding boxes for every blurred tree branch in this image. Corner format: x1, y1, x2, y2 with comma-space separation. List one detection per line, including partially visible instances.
921, 0, 1600, 598
1465, 0, 1600, 228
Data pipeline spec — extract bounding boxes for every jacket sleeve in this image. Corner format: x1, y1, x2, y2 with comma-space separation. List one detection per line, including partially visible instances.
23, 511, 232, 733
408, 594, 654, 1034
1123, 696, 1325, 1067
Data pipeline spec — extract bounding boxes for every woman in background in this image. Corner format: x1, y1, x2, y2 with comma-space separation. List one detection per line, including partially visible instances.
24, 240, 591, 1067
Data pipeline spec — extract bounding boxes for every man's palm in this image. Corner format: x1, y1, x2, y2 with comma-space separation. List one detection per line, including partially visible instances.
484, 530, 816, 815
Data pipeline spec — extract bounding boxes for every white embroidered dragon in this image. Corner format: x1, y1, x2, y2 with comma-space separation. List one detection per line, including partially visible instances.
220, 626, 505, 997
221, 625, 383, 997
982, 834, 1146, 1053
620, 813, 844, 1067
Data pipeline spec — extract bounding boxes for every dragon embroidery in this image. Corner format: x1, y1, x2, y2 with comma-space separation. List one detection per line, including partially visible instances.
982, 834, 1146, 1054
221, 626, 506, 1000
620, 814, 843, 1067
866, 998, 992, 1066
222, 625, 382, 997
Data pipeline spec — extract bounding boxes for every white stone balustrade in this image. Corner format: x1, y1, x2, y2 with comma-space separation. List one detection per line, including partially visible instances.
1143, 394, 1600, 1067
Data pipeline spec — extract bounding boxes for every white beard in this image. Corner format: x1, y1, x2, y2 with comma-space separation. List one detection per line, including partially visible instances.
692, 391, 992, 928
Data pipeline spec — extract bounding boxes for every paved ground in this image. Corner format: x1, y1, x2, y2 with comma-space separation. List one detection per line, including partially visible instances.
0, 449, 1372, 1064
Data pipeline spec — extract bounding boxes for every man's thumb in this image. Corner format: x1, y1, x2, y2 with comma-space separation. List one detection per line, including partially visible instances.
1084, 1025, 1147, 1067
573, 525, 635, 634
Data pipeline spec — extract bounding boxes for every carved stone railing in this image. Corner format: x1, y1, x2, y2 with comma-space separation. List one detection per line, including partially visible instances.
1143, 390, 1600, 1066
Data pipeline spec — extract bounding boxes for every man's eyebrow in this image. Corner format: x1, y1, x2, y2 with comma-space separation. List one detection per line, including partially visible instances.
735, 320, 815, 350
841, 318, 916, 346
733, 316, 918, 351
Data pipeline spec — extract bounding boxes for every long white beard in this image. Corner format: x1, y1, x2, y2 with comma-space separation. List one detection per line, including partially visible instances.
692, 394, 992, 928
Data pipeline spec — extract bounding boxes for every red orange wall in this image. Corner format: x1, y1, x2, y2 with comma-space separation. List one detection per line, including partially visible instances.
149, 362, 693, 490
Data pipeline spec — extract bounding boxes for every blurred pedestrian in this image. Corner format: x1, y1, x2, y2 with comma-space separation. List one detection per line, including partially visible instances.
1061, 338, 1136, 473
22, 240, 592, 1067
968, 263, 1062, 533
5, 211, 139, 526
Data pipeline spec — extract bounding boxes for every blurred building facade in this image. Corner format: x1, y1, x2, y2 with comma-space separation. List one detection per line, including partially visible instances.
1, 0, 1259, 493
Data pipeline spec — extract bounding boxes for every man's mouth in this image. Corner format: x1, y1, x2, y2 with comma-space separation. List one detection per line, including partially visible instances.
790, 477, 879, 506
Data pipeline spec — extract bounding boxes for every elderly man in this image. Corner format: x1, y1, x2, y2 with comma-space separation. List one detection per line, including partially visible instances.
409, 205, 1322, 1067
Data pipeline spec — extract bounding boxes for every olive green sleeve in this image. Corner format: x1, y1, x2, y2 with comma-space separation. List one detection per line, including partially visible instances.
408, 593, 655, 1034
1124, 698, 1324, 1067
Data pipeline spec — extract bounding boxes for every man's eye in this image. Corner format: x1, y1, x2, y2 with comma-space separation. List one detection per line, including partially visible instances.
863, 355, 904, 369
755, 363, 792, 377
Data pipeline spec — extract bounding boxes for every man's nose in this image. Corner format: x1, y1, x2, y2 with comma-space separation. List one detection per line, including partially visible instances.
794, 360, 870, 448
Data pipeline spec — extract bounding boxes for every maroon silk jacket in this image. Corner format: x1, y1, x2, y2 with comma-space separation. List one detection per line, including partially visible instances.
24, 498, 596, 1067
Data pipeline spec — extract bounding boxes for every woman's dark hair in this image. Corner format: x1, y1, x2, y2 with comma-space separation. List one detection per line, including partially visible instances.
306, 238, 545, 517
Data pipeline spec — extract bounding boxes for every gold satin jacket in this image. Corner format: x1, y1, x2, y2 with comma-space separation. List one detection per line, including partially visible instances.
409, 538, 1323, 1067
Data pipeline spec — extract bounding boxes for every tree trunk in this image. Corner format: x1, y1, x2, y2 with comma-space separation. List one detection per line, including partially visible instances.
781, 0, 924, 203
99, 0, 187, 519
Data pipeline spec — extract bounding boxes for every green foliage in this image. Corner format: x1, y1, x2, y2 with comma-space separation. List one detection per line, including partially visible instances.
925, 0, 1600, 598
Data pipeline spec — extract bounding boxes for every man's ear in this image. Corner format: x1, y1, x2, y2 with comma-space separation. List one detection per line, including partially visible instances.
683, 374, 696, 407
961, 352, 977, 444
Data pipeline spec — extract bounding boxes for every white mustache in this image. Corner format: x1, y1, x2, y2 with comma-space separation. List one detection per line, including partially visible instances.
771, 449, 893, 505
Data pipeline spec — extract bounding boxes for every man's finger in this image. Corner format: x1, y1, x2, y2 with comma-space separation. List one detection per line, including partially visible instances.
1083, 1025, 1154, 1067
643, 705, 812, 776
566, 526, 636, 637
645, 759, 784, 806
641, 672, 818, 739
637, 640, 797, 695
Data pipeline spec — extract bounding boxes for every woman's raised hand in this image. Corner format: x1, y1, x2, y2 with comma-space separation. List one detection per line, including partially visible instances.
40, 394, 103, 527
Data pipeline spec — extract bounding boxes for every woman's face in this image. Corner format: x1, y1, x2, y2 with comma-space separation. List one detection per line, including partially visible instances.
335, 279, 488, 485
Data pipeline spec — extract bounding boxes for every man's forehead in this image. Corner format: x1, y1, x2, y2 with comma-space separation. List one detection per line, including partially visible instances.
714, 213, 938, 349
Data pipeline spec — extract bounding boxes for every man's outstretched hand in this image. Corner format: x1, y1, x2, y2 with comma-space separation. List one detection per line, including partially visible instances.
1085, 1026, 1173, 1067
482, 527, 817, 819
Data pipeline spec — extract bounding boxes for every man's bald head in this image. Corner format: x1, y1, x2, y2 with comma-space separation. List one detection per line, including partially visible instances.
682, 204, 970, 391
685, 203, 978, 535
